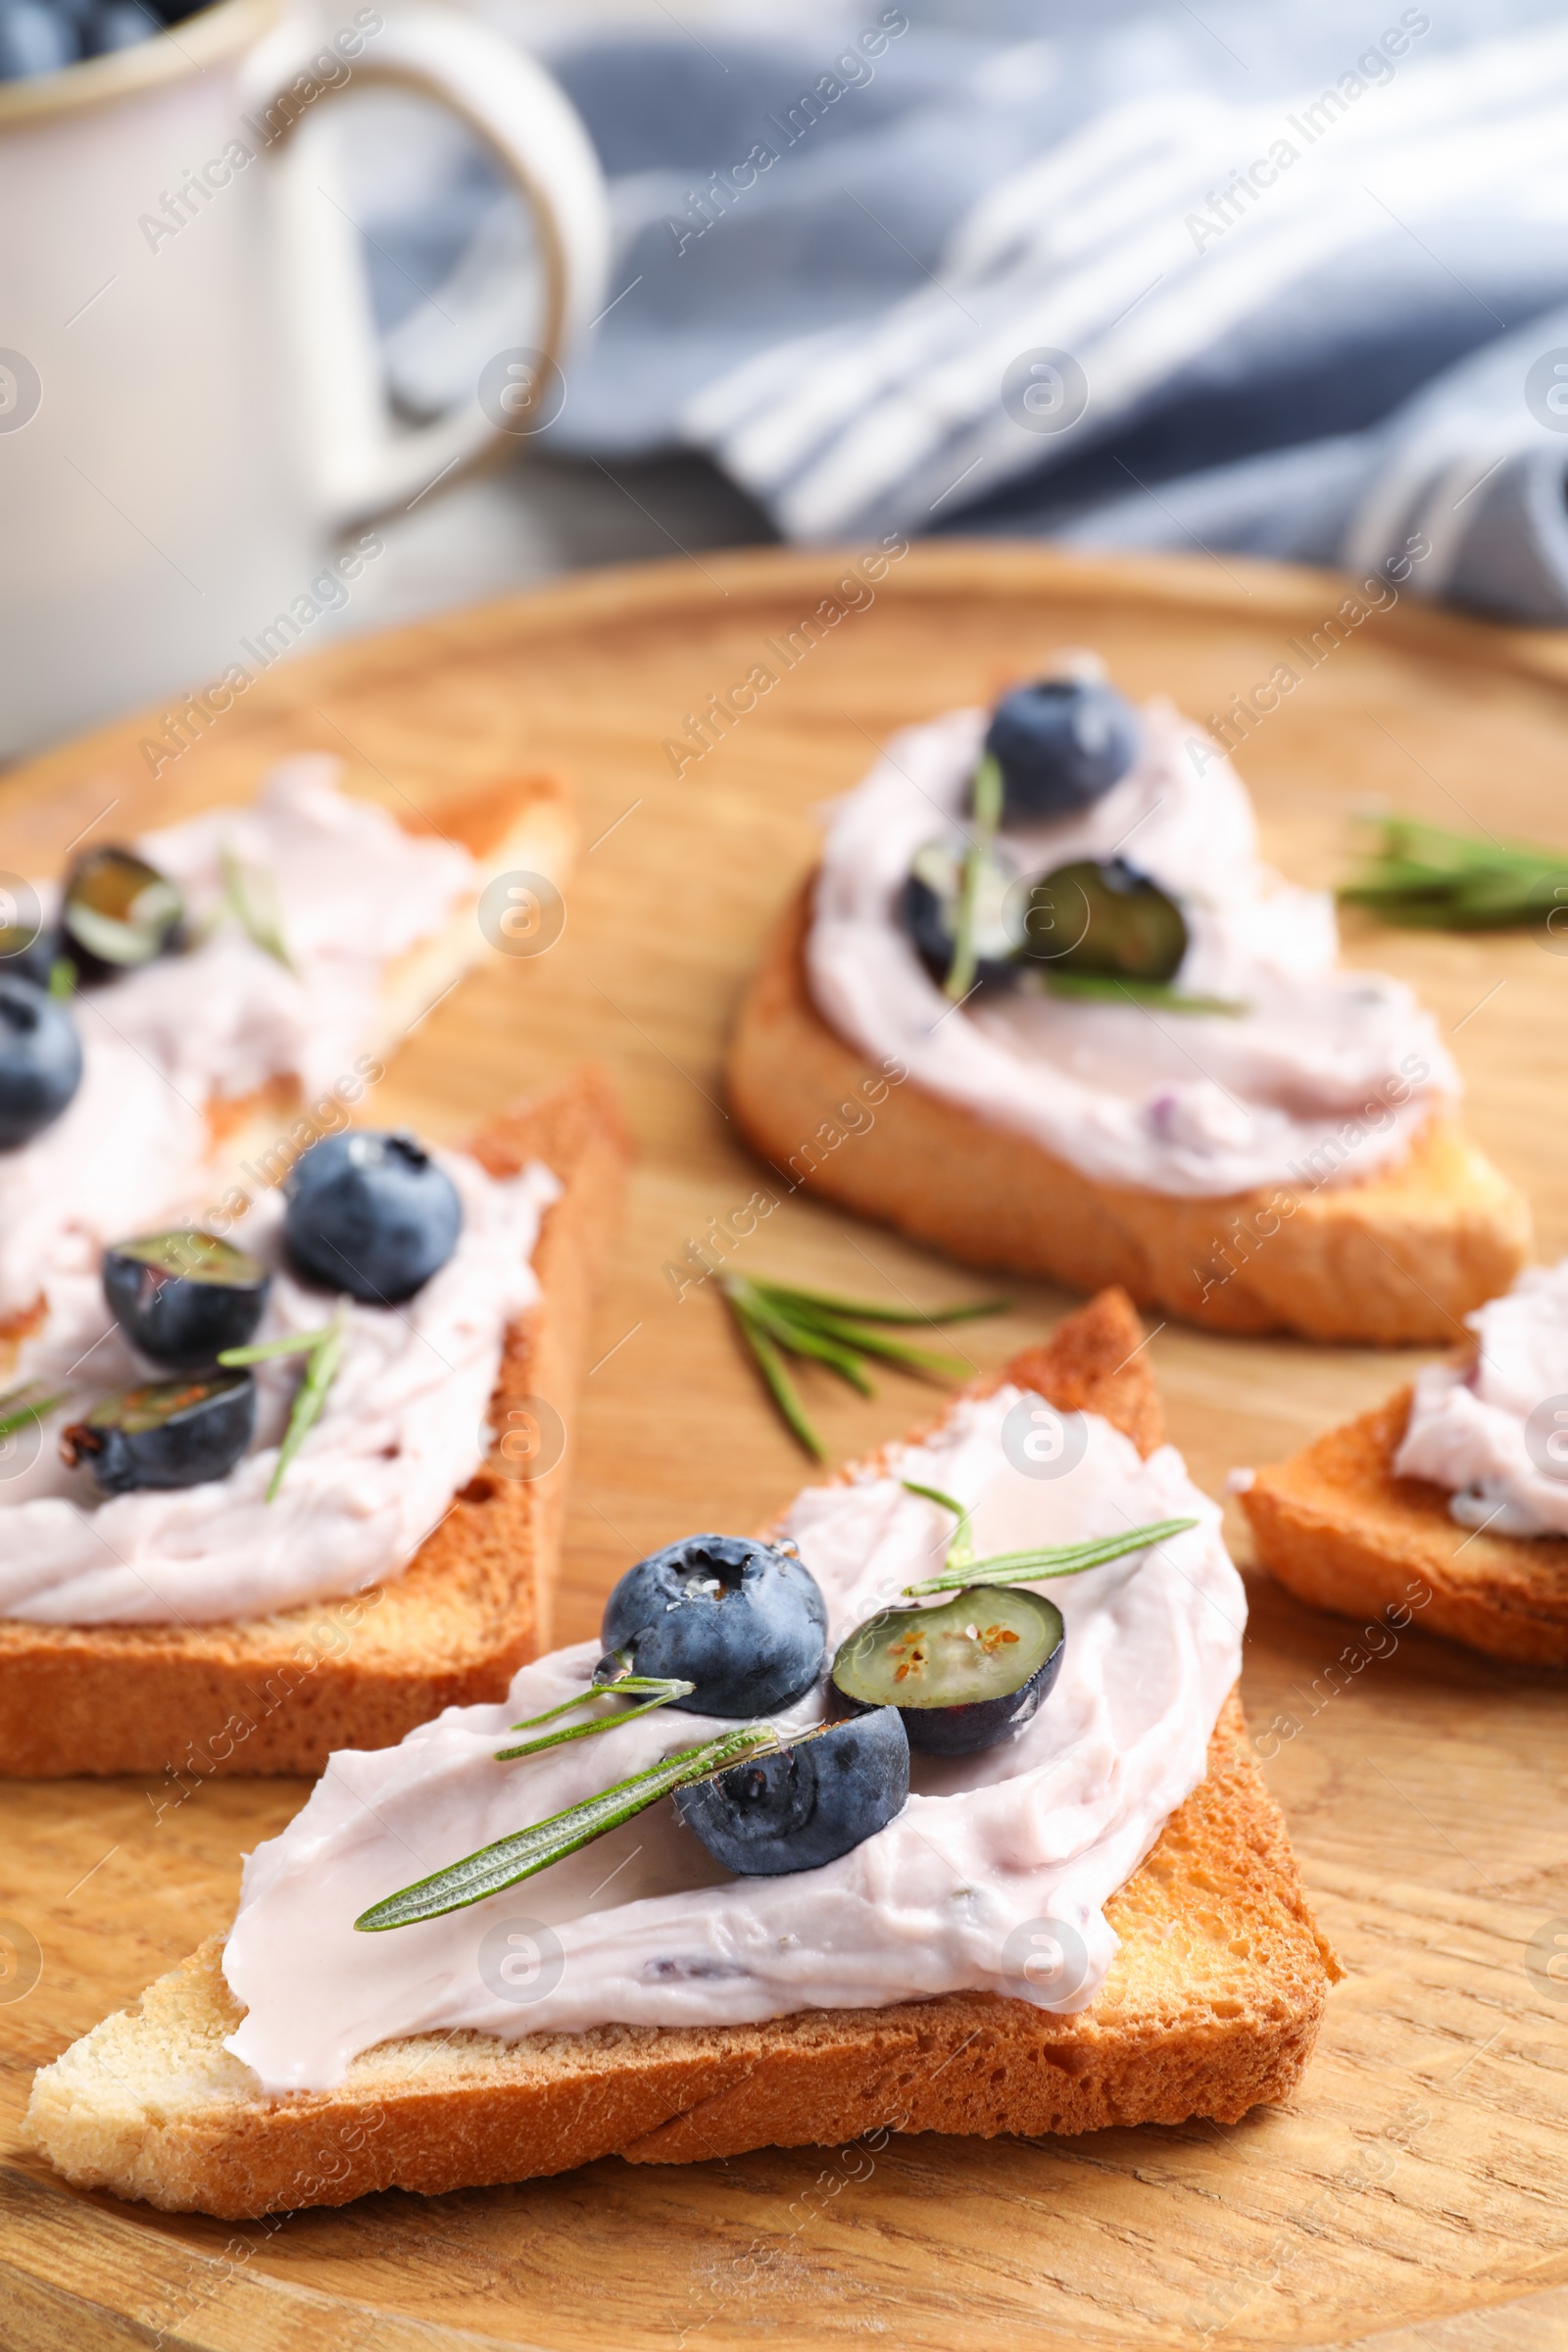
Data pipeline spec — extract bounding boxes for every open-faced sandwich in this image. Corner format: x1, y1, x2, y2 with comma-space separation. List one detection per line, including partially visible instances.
0, 760, 629, 1776
727, 665, 1529, 1342
26, 1292, 1337, 2216
1241, 1258, 1568, 1665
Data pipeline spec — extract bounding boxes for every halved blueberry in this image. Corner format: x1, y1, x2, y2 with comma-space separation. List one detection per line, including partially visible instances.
61, 1368, 255, 1494
284, 1130, 462, 1304
0, 892, 57, 991
61, 847, 182, 981
0, 977, 82, 1150
601, 1533, 828, 1718
673, 1707, 908, 1875
1021, 858, 1187, 984
832, 1585, 1064, 1756
985, 678, 1140, 823
103, 1230, 270, 1371
897, 838, 1022, 993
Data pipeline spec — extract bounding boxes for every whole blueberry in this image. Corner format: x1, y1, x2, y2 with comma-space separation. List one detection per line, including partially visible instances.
284, 1130, 462, 1304
985, 678, 1140, 822
601, 1533, 828, 1718
673, 1707, 908, 1875
0, 978, 83, 1150
0, 0, 77, 76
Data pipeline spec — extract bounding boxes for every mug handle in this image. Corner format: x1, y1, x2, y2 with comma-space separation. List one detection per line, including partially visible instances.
242, 6, 609, 524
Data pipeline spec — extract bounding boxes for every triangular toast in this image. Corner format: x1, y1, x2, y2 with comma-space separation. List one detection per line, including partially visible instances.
1242, 1386, 1568, 1665
726, 883, 1530, 1344
25, 1291, 1339, 2217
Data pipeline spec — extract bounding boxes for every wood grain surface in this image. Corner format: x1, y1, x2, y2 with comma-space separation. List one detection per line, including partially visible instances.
3, 543, 1568, 2351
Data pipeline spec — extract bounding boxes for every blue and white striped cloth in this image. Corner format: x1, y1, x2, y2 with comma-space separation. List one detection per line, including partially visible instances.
369, 0, 1568, 620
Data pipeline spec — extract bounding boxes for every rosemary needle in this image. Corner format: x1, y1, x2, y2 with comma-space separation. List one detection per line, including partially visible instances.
945, 751, 1004, 1003
719, 1274, 1007, 1458
1341, 812, 1568, 930
220, 1316, 345, 1500
355, 1724, 776, 1930
0, 1380, 66, 1440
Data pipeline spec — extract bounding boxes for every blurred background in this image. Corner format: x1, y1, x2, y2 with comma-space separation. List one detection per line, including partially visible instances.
7, 0, 1568, 760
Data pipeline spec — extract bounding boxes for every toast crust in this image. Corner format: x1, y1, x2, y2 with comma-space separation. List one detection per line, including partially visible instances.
0, 1068, 630, 1778
25, 1291, 1340, 2215
726, 882, 1531, 1345
1242, 1388, 1568, 1665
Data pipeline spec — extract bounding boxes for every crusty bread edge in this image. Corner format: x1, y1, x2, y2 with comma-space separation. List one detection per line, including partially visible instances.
1242, 1387, 1568, 1666
0, 1067, 630, 1777
725, 880, 1531, 1344
25, 1291, 1340, 2215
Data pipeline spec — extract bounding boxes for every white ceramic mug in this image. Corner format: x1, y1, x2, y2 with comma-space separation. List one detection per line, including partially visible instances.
0, 0, 608, 760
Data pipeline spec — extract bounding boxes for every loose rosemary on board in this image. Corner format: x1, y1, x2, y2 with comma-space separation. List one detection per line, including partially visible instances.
1341, 812, 1568, 930
718, 1274, 1007, 1459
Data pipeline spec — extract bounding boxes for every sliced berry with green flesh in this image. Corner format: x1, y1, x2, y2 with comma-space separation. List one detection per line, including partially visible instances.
673, 1706, 908, 1874
898, 837, 1022, 992
284, 1130, 462, 1304
601, 1533, 828, 1718
0, 977, 82, 1149
1021, 858, 1187, 984
103, 1230, 270, 1371
985, 678, 1140, 822
61, 1369, 255, 1494
60, 847, 183, 981
832, 1585, 1064, 1756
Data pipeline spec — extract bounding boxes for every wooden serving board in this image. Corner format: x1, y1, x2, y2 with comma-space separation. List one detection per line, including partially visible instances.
3, 544, 1568, 2351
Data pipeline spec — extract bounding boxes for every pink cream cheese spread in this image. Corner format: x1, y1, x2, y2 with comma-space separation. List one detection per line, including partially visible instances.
0, 759, 560, 1628
0, 1154, 559, 1625
220, 1390, 1244, 2094
807, 696, 1453, 1199
0, 758, 478, 1326
1396, 1260, 1568, 1536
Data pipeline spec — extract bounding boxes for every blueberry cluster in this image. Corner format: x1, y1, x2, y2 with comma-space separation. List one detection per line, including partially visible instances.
63, 1134, 464, 1495
0, 843, 187, 1152
899, 675, 1193, 997
601, 1535, 910, 1875
0, 0, 201, 81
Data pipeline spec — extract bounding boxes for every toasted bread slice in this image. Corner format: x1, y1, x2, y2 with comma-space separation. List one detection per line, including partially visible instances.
0, 1068, 630, 1778
726, 883, 1530, 1346
203, 770, 574, 1160
25, 1291, 1339, 2216
1241, 1388, 1568, 1665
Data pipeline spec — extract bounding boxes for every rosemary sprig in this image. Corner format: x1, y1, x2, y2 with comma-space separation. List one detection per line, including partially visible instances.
719, 1274, 1008, 1459
901, 1479, 974, 1568
219, 1317, 344, 1500
1340, 813, 1568, 930
355, 1723, 776, 1931
946, 752, 1004, 1002
494, 1673, 696, 1761
900, 1482, 1198, 1594
0, 1379, 67, 1440
1042, 973, 1246, 1015
220, 843, 295, 970
743, 1281, 1004, 1329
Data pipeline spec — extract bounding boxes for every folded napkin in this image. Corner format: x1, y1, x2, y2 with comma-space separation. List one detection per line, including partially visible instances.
363, 0, 1568, 619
